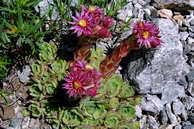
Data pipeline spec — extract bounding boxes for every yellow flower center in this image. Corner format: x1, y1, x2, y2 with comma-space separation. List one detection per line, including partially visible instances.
73, 81, 82, 89
89, 6, 96, 12
143, 31, 150, 39
78, 19, 87, 27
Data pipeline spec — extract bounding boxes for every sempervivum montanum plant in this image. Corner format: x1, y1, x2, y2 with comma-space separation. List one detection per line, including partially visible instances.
100, 20, 162, 77
69, 5, 114, 62
27, 45, 140, 129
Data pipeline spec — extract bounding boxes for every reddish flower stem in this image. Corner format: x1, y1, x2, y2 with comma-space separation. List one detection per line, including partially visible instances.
100, 36, 139, 78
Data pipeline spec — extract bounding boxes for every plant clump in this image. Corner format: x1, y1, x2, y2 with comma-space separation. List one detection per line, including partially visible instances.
26, 5, 162, 128
27, 44, 140, 128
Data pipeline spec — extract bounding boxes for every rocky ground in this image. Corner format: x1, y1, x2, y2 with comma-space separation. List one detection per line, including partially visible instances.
0, 0, 194, 129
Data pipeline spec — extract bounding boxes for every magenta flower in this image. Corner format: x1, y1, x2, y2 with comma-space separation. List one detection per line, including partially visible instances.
102, 16, 114, 28
132, 21, 161, 48
81, 5, 103, 25
69, 12, 92, 37
81, 5, 103, 14
94, 16, 114, 37
69, 5, 113, 37
63, 60, 102, 97
97, 28, 112, 37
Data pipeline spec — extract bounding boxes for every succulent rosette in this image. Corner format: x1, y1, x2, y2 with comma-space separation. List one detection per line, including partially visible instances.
63, 60, 102, 97
132, 21, 161, 48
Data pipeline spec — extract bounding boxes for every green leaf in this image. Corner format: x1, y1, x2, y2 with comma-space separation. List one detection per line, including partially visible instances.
82, 118, 99, 126
29, 85, 41, 98
106, 79, 121, 97
52, 119, 61, 129
104, 112, 120, 128
51, 60, 67, 73
128, 121, 140, 129
119, 121, 140, 129
28, 103, 41, 117
128, 97, 141, 106
62, 110, 72, 125
22, 109, 30, 117
68, 115, 81, 127
42, 72, 50, 81
90, 48, 105, 70
109, 97, 119, 109
83, 103, 96, 117
119, 86, 135, 98
46, 83, 55, 95
118, 105, 136, 119
0, 90, 9, 104
38, 43, 56, 61
31, 63, 41, 74
93, 105, 107, 119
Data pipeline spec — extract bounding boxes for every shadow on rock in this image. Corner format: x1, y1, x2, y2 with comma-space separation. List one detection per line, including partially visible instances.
120, 47, 156, 86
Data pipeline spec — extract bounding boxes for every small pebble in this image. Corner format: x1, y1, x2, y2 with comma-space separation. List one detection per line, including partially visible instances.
158, 9, 173, 19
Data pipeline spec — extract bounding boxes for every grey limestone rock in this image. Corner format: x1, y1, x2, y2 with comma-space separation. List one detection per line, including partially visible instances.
188, 82, 194, 97
160, 108, 168, 124
189, 32, 194, 38
188, 113, 194, 124
9, 118, 22, 129
182, 110, 188, 121
17, 65, 31, 84
117, 2, 134, 21
70, 0, 78, 7
183, 125, 194, 129
182, 96, 194, 110
182, 121, 192, 126
190, 19, 194, 26
166, 103, 177, 124
186, 69, 194, 82
137, 0, 150, 6
180, 32, 189, 41
141, 95, 163, 114
172, 99, 186, 116
161, 84, 185, 105
187, 37, 194, 51
147, 115, 160, 129
34, 0, 59, 20
189, 26, 194, 32
174, 124, 182, 129
28, 118, 40, 129
140, 115, 160, 129
152, 0, 194, 11
21, 117, 30, 129
136, 105, 143, 118
140, 116, 148, 129
122, 19, 189, 105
